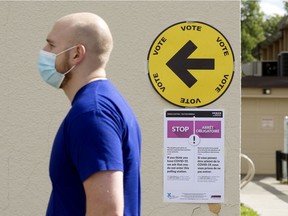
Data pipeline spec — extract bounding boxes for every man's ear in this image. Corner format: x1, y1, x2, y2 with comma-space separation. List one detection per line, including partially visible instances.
73, 44, 86, 64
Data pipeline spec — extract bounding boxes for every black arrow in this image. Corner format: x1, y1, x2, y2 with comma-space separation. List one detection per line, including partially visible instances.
166, 40, 215, 88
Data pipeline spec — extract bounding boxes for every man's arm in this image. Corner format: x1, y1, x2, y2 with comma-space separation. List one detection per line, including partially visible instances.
83, 170, 124, 216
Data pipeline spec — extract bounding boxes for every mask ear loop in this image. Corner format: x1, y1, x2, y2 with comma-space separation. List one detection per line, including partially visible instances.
63, 65, 76, 75
57, 45, 78, 75
56, 45, 78, 56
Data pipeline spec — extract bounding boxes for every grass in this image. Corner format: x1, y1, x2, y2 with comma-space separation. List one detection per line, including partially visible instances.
241, 203, 259, 216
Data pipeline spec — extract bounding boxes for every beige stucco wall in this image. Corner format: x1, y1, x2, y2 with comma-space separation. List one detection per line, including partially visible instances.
0, 1, 240, 215
242, 88, 288, 174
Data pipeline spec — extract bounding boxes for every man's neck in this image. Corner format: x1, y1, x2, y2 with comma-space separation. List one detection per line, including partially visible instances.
63, 69, 106, 103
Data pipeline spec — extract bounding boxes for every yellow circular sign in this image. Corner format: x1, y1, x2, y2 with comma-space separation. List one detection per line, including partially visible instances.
147, 21, 234, 107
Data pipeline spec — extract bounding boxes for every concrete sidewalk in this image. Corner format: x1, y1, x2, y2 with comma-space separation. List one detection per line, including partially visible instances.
241, 175, 288, 216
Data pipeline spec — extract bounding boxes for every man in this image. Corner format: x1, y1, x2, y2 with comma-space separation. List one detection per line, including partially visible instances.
37, 12, 141, 216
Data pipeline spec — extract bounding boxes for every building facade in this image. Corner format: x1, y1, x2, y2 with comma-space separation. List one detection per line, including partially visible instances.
242, 16, 288, 174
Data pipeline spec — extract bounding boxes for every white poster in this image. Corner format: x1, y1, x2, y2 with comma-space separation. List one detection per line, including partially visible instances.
164, 109, 224, 203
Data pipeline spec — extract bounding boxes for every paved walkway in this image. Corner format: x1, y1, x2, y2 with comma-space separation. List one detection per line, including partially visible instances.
241, 175, 288, 216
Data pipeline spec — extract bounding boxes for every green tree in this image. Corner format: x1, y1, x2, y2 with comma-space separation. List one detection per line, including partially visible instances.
262, 15, 282, 38
285, 2, 288, 14
241, 0, 265, 63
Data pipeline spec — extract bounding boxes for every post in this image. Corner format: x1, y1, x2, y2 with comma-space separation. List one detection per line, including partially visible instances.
283, 116, 288, 180
276, 150, 283, 181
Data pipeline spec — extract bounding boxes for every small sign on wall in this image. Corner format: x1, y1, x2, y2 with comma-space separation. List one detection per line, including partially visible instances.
261, 117, 274, 130
164, 109, 224, 203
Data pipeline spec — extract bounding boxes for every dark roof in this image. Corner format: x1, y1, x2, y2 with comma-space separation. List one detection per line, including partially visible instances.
257, 15, 288, 49
242, 76, 288, 88
252, 16, 288, 57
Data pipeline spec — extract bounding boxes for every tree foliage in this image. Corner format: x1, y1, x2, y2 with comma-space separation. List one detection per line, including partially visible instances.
241, 0, 265, 63
241, 0, 286, 63
285, 2, 288, 13
262, 15, 282, 38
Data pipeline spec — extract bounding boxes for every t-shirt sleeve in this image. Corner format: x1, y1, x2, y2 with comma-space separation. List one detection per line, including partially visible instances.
68, 110, 124, 182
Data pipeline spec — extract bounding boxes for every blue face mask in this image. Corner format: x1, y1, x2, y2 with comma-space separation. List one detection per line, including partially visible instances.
38, 46, 77, 88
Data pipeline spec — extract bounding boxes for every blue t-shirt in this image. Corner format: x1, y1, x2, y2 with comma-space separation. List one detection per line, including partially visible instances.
46, 80, 141, 216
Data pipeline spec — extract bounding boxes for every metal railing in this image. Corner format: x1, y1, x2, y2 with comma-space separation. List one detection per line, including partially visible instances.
241, 153, 255, 189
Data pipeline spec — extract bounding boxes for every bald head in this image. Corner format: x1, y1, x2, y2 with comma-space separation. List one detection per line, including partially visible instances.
55, 12, 113, 68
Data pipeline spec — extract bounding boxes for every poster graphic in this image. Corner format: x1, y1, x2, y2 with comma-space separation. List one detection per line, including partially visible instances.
164, 109, 224, 203
147, 21, 234, 107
